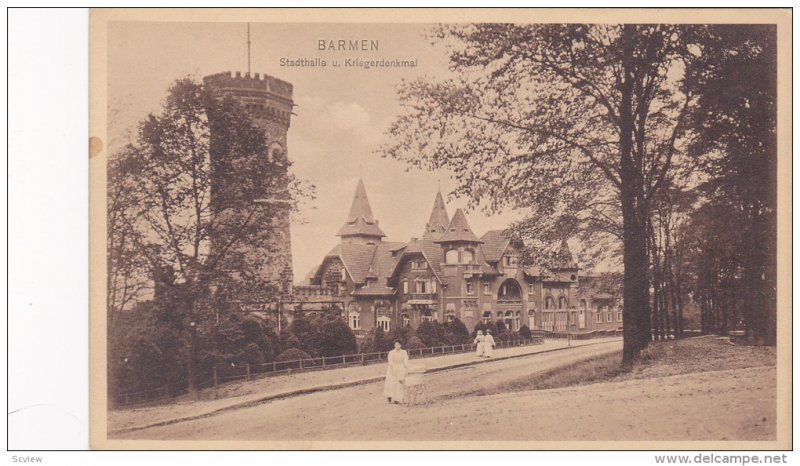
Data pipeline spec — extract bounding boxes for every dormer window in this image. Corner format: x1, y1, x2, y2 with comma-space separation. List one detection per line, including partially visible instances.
503, 255, 518, 267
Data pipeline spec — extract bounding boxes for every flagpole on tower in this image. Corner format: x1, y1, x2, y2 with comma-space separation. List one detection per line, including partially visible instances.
247, 22, 251, 74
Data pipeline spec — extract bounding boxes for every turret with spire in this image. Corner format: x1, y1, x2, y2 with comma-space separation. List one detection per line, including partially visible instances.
435, 208, 483, 244
424, 191, 450, 237
337, 179, 386, 244
554, 239, 578, 270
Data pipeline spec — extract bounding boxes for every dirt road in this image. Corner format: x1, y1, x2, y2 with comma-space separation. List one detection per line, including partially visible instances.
116, 340, 623, 440
115, 339, 775, 442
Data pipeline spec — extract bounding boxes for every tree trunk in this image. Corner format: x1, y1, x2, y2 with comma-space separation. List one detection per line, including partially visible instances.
619, 25, 651, 364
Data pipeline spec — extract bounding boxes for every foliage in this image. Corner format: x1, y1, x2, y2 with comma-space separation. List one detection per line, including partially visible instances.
443, 318, 471, 345
275, 348, 312, 362
519, 324, 532, 340
681, 25, 777, 344
471, 321, 489, 337
314, 315, 358, 356
107, 76, 310, 395
383, 324, 417, 350
498, 330, 520, 343
381, 24, 778, 359
405, 336, 426, 350
415, 320, 449, 347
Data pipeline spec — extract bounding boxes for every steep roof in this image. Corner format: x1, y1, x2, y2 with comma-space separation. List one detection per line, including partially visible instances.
425, 191, 450, 235
337, 179, 386, 238
316, 240, 407, 286
435, 209, 483, 243
554, 239, 578, 269
481, 230, 511, 262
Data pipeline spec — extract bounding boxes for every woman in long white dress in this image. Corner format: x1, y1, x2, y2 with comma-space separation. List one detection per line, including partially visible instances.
474, 330, 485, 357
483, 329, 496, 357
383, 340, 409, 404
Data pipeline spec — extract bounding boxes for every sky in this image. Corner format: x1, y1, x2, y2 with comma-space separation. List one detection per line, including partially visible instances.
107, 21, 524, 281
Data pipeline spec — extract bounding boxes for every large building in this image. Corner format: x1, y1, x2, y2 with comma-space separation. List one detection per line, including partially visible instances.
204, 71, 295, 295
294, 179, 622, 337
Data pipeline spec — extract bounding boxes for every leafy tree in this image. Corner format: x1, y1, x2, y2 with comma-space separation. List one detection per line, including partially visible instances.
109, 77, 308, 395
383, 24, 701, 363
519, 324, 532, 340
683, 25, 777, 344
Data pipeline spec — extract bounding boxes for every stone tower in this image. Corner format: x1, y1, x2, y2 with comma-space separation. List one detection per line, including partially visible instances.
203, 71, 295, 295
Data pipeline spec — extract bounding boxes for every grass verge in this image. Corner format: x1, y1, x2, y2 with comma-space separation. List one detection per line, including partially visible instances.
473, 351, 625, 396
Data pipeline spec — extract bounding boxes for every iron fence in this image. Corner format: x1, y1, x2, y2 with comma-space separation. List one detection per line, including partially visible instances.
116, 329, 620, 408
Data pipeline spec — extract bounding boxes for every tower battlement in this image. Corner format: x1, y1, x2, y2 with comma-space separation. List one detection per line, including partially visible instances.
204, 71, 294, 128
204, 71, 293, 100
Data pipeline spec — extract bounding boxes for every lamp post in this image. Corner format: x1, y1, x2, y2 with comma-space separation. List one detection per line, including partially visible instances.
187, 320, 198, 399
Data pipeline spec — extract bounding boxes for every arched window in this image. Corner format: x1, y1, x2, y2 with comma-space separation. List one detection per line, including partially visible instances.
558, 296, 568, 309
498, 279, 522, 301
482, 311, 492, 324
348, 304, 360, 330
580, 299, 587, 310
377, 315, 390, 332
402, 313, 410, 327
544, 296, 554, 310
445, 249, 459, 264
528, 309, 536, 328
462, 249, 474, 264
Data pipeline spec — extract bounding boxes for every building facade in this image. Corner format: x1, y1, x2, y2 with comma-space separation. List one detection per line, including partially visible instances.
294, 179, 622, 337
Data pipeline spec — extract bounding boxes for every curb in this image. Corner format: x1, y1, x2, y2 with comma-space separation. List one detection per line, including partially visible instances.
109, 338, 622, 436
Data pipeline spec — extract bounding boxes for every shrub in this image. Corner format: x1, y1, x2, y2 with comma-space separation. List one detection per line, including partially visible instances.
472, 321, 489, 337
444, 318, 471, 344
315, 317, 358, 356
275, 348, 312, 362
498, 330, 520, 342
372, 326, 386, 351
490, 321, 508, 338
287, 316, 320, 356
416, 320, 448, 346
519, 324, 532, 340
405, 336, 426, 350
383, 325, 416, 350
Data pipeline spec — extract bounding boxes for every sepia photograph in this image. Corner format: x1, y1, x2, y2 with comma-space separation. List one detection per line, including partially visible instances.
88, 8, 791, 450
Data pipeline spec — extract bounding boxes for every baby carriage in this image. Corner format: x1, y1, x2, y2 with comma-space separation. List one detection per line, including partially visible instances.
403, 363, 428, 407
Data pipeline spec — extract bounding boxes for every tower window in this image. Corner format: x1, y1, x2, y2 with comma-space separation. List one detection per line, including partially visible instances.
445, 249, 459, 264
